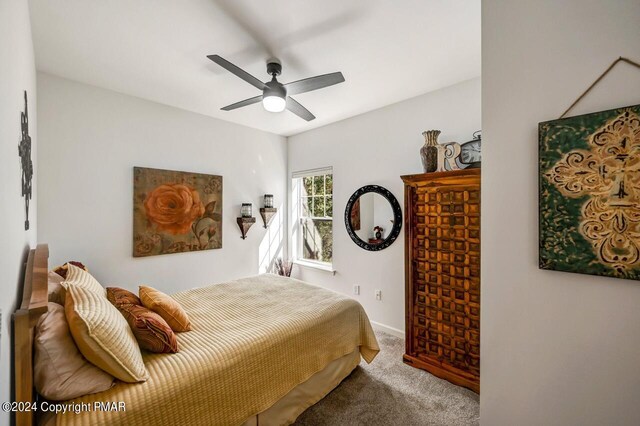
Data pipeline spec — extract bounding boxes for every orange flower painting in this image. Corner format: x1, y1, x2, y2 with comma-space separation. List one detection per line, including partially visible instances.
133, 167, 222, 257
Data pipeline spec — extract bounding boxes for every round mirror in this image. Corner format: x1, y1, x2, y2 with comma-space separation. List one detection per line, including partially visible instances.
344, 185, 402, 251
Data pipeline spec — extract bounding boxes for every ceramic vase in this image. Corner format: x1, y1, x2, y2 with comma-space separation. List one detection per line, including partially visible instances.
420, 130, 441, 173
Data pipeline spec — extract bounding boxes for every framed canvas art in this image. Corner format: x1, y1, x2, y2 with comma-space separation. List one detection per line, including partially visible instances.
133, 167, 222, 257
539, 104, 640, 280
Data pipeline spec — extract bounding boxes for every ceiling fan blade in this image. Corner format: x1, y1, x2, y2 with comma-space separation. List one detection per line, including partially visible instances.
284, 72, 345, 96
207, 55, 266, 91
286, 97, 315, 121
221, 95, 263, 111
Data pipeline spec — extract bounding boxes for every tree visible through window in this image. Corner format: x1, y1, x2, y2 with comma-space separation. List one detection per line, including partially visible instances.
297, 173, 333, 264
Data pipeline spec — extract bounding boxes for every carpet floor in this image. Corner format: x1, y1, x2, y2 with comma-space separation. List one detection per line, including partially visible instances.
293, 331, 479, 426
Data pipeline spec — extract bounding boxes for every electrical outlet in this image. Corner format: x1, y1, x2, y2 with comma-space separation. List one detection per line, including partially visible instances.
375, 290, 382, 301
353, 285, 360, 295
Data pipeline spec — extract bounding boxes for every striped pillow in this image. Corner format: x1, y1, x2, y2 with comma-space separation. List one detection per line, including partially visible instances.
106, 287, 142, 307
52, 261, 88, 279
115, 304, 178, 353
65, 284, 148, 383
62, 264, 106, 297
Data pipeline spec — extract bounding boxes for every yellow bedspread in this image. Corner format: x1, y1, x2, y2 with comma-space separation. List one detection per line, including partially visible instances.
55, 274, 379, 426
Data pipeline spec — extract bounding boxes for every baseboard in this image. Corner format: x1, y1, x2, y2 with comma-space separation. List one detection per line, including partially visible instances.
370, 320, 404, 339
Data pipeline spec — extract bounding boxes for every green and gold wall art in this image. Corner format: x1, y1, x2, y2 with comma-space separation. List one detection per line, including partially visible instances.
133, 167, 222, 257
539, 104, 640, 280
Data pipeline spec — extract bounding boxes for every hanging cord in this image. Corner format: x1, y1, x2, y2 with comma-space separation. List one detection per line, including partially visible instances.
559, 56, 640, 119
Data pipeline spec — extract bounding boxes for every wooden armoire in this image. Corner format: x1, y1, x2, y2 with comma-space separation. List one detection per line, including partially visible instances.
401, 169, 480, 393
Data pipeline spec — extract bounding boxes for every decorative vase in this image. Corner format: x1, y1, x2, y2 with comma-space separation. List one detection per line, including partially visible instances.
374, 227, 383, 240
420, 130, 441, 173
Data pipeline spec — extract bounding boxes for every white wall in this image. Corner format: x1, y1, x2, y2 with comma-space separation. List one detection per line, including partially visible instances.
482, 1, 640, 425
0, 0, 37, 420
288, 78, 480, 333
37, 73, 287, 295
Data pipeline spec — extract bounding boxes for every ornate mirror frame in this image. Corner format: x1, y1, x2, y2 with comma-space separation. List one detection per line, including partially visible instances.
344, 185, 403, 251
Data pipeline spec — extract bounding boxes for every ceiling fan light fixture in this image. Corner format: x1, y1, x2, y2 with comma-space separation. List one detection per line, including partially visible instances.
208, 54, 344, 121
262, 80, 287, 113
262, 95, 286, 113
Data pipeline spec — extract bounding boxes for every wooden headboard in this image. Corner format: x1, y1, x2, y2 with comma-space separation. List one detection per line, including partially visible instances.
13, 244, 49, 426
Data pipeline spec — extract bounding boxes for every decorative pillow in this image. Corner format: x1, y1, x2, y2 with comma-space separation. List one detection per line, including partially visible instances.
139, 285, 192, 332
65, 284, 148, 383
115, 304, 178, 353
107, 286, 177, 353
106, 287, 142, 307
62, 264, 106, 297
35, 302, 114, 400
48, 271, 66, 305
52, 261, 88, 279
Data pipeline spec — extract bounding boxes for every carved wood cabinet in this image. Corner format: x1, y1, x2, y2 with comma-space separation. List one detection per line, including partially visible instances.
401, 169, 480, 393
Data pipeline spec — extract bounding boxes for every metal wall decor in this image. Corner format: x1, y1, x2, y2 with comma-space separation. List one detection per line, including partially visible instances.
18, 91, 33, 231
344, 185, 402, 251
540, 104, 640, 280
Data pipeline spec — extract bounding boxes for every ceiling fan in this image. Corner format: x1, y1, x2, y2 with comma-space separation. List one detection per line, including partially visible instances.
207, 55, 345, 121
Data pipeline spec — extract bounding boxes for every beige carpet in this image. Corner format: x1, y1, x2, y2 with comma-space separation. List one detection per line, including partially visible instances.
294, 331, 479, 426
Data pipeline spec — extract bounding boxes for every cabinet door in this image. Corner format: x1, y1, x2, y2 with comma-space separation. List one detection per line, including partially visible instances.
411, 182, 480, 376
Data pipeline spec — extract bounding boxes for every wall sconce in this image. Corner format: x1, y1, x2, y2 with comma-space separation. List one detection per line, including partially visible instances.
260, 195, 277, 228
237, 203, 255, 239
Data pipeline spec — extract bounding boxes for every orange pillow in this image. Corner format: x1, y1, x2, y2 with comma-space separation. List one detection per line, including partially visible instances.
139, 286, 192, 332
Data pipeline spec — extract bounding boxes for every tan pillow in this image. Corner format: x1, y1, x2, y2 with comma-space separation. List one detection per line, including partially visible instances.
62, 264, 106, 297
65, 284, 148, 383
52, 261, 88, 279
48, 271, 66, 305
35, 302, 114, 400
139, 286, 192, 332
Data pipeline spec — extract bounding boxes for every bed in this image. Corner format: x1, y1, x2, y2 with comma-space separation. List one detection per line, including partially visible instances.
13, 244, 380, 426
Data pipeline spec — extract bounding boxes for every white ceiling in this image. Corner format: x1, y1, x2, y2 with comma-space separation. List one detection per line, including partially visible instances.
28, 0, 480, 136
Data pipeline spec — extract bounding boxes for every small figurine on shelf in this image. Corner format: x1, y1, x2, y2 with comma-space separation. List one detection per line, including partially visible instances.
373, 226, 384, 240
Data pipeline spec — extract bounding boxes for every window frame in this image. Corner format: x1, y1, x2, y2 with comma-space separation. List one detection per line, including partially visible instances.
292, 168, 333, 269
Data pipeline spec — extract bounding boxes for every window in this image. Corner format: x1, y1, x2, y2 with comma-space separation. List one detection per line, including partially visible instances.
292, 168, 333, 266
